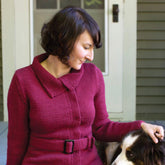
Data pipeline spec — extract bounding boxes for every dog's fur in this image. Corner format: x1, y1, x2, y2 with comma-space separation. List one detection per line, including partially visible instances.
96, 129, 165, 165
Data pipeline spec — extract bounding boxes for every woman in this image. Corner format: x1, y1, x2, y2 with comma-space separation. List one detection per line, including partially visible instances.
7, 6, 164, 165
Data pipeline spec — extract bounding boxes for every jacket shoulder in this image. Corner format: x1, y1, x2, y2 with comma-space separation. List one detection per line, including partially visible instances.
83, 63, 101, 73
14, 65, 33, 79
15, 65, 32, 75
11, 65, 35, 89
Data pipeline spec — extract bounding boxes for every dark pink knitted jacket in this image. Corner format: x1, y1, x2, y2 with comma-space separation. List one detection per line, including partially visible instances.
7, 54, 142, 165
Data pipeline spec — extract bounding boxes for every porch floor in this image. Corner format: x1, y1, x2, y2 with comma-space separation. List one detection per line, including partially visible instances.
0, 121, 165, 165
0, 122, 8, 165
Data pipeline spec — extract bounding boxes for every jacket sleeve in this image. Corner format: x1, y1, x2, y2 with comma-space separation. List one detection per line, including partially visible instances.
7, 72, 29, 165
92, 67, 143, 142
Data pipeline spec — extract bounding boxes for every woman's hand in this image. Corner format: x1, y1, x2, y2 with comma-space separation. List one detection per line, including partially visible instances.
141, 122, 164, 143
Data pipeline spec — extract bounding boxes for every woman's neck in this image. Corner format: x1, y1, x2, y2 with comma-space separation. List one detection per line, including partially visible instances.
41, 55, 71, 78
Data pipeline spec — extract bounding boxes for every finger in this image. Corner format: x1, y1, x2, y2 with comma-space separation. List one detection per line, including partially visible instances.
155, 126, 164, 139
155, 133, 163, 140
150, 132, 158, 143
155, 131, 164, 140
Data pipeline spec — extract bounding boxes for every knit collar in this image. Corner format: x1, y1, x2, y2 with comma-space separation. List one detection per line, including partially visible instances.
31, 53, 84, 98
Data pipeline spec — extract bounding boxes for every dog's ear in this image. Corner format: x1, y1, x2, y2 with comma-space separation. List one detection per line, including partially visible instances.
95, 141, 108, 164
143, 140, 165, 165
155, 140, 165, 165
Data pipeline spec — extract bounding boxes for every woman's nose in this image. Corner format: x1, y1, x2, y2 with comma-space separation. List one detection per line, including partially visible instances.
86, 50, 94, 61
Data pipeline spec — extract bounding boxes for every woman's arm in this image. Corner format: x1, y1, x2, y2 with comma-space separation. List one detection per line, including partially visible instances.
7, 72, 29, 165
92, 67, 143, 142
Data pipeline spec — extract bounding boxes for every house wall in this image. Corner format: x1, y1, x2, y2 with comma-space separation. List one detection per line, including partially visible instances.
1, 0, 30, 121
0, 1, 3, 121
3, 0, 163, 121
137, 0, 165, 120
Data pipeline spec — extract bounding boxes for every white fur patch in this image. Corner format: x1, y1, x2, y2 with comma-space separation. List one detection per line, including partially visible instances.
105, 142, 119, 164
123, 134, 139, 150
111, 134, 139, 165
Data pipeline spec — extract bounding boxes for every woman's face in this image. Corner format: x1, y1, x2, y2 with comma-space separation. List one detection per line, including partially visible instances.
68, 30, 94, 70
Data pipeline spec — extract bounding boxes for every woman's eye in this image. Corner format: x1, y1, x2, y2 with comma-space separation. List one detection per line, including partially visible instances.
84, 47, 89, 49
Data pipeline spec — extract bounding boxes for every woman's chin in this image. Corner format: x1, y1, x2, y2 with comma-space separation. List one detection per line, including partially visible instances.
73, 64, 82, 70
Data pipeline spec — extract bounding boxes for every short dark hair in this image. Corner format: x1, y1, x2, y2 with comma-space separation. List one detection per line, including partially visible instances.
41, 6, 102, 64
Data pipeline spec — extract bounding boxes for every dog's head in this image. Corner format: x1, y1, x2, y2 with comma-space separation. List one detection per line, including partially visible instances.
111, 130, 165, 165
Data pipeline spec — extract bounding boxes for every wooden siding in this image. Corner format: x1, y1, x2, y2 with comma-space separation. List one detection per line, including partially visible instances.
0, 1, 3, 121
137, 0, 165, 120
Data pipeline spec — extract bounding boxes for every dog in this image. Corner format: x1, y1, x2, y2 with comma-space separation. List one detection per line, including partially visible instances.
96, 129, 165, 165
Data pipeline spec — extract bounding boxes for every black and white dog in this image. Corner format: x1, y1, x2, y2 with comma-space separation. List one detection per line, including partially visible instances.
97, 129, 165, 165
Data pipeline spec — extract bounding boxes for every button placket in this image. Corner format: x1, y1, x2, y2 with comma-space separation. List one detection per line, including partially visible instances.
71, 89, 81, 124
